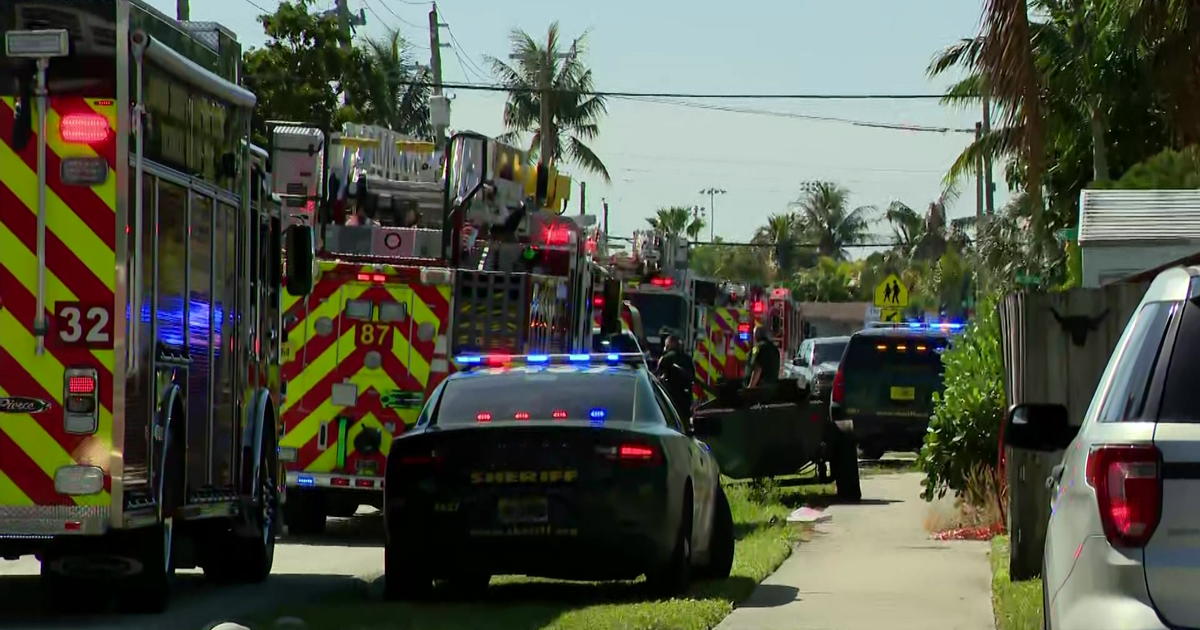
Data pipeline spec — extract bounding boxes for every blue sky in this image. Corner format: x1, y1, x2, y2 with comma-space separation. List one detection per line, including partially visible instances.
148, 0, 1008, 247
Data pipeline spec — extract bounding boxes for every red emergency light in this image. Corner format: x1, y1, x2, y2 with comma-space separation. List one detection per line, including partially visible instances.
356, 273, 387, 283
542, 225, 572, 246
592, 295, 605, 308
650, 276, 674, 288
737, 323, 751, 334
60, 113, 111, 144
751, 301, 766, 315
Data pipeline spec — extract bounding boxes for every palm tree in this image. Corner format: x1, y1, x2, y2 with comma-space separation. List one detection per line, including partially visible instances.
645, 206, 693, 237
345, 30, 431, 138
978, 0, 1046, 237
884, 201, 924, 258
752, 212, 809, 277
789, 182, 872, 260
487, 23, 610, 181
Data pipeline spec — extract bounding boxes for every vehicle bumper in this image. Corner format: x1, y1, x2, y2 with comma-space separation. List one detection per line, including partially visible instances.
286, 471, 385, 491
832, 410, 927, 450
387, 494, 673, 580
0, 505, 110, 537
1052, 536, 1169, 630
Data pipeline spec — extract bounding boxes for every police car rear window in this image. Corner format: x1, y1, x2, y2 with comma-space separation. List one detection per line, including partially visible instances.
435, 370, 636, 425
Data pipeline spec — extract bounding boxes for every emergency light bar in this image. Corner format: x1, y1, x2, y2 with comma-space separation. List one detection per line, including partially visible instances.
866, 321, 965, 332
453, 353, 644, 368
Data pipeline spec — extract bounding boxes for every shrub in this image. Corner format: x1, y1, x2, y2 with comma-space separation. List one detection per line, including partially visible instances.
918, 294, 1006, 503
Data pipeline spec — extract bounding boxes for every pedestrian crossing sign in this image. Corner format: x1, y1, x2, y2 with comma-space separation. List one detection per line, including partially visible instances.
873, 274, 908, 308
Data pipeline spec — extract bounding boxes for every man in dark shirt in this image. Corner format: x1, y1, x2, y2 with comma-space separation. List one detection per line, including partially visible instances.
745, 325, 780, 392
656, 335, 695, 421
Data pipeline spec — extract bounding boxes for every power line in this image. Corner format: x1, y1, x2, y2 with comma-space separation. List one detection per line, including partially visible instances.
687, 239, 970, 248
241, 0, 271, 13
615, 96, 974, 134
396, 80, 960, 100
445, 27, 491, 82
374, 0, 424, 29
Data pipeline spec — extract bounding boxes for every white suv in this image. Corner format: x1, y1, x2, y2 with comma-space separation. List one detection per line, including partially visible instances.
1006, 265, 1200, 630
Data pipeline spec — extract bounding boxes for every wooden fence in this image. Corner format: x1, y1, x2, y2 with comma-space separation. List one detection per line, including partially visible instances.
997, 282, 1148, 579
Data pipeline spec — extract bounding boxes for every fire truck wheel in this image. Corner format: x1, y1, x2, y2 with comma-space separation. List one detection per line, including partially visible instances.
284, 492, 327, 536
832, 429, 862, 502
117, 521, 173, 613
384, 542, 433, 601
205, 433, 279, 583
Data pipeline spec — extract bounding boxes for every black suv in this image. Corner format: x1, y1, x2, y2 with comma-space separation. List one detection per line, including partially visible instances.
830, 327, 951, 459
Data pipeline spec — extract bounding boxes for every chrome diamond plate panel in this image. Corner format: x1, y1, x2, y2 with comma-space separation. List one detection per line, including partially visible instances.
0, 505, 111, 536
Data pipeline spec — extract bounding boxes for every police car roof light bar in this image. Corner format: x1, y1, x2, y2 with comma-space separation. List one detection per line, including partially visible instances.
452, 353, 644, 368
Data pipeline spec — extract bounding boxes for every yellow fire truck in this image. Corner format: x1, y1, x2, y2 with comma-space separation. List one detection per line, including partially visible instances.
278, 126, 594, 533
0, 1, 303, 611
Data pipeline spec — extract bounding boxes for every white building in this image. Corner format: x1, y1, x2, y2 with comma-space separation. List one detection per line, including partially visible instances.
1078, 189, 1200, 287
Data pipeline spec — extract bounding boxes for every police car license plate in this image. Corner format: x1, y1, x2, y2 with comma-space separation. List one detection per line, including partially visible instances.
497, 497, 548, 524
890, 386, 916, 401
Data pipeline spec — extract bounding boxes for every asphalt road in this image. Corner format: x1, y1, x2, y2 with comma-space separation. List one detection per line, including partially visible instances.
0, 511, 385, 630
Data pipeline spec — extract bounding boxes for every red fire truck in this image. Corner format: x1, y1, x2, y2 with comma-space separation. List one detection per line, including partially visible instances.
278, 127, 594, 533
0, 2, 295, 610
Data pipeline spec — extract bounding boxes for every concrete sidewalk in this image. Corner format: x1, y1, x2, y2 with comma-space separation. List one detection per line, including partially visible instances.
716, 473, 993, 630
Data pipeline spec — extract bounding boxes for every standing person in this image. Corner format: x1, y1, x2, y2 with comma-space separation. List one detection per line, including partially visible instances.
745, 325, 780, 394
656, 335, 695, 422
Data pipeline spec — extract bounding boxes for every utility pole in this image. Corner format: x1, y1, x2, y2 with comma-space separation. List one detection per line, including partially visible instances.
982, 94, 995, 217
176, 0, 189, 20
579, 181, 586, 215
428, 4, 446, 145
602, 198, 609, 235
698, 187, 726, 242
975, 122, 984, 224
335, 0, 352, 48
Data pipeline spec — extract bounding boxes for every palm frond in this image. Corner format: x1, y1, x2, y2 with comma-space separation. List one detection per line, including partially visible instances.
567, 136, 611, 182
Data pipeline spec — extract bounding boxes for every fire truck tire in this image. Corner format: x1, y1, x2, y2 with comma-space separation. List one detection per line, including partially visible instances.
832, 429, 862, 502
384, 542, 433, 601
204, 424, 279, 583
284, 492, 326, 536
117, 521, 173, 613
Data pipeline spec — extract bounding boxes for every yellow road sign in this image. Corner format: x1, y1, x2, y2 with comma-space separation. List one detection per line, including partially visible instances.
874, 274, 908, 308
878, 308, 902, 323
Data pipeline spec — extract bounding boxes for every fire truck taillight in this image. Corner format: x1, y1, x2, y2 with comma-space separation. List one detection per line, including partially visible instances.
650, 276, 674, 288
59, 113, 111, 144
63, 368, 99, 434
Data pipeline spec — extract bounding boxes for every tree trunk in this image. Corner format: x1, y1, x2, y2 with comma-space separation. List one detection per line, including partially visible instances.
1090, 105, 1110, 182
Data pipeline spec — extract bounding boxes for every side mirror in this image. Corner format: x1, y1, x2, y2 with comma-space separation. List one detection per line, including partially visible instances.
692, 414, 722, 438
285, 225, 316, 296
1004, 403, 1077, 452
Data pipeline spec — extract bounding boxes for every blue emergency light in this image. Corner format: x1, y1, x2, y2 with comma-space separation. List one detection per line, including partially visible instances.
297, 474, 316, 488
